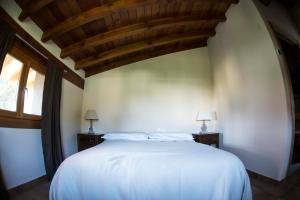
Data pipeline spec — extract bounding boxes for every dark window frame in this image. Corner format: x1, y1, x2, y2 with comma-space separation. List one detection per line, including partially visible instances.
0, 37, 46, 129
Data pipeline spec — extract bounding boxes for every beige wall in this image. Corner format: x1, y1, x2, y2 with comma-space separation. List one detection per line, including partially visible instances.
208, 0, 291, 181
81, 48, 215, 133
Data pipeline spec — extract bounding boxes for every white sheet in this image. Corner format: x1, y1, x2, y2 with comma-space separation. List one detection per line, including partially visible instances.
50, 141, 252, 200
147, 133, 194, 141
103, 133, 149, 141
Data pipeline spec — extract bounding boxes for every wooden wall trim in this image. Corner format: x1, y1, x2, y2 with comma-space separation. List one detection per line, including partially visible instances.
0, 116, 41, 129
0, 7, 85, 89
12, 38, 47, 75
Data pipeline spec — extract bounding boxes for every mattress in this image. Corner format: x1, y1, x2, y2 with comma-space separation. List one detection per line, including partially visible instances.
50, 140, 252, 200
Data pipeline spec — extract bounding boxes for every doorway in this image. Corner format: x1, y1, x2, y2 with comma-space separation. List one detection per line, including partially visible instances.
277, 36, 300, 164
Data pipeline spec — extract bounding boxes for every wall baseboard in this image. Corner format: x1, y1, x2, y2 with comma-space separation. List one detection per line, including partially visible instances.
8, 175, 48, 196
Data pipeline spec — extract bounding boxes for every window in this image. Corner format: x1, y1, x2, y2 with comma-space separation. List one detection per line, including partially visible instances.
0, 38, 46, 128
0, 54, 23, 111
24, 68, 45, 115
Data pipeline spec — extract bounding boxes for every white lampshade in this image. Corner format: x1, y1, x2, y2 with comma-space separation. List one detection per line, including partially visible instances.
196, 111, 217, 121
85, 110, 98, 120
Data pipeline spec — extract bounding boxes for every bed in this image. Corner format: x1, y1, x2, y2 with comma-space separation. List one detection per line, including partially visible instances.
50, 134, 252, 200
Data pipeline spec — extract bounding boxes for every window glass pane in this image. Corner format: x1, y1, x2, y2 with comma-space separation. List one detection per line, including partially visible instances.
24, 68, 45, 115
0, 54, 23, 111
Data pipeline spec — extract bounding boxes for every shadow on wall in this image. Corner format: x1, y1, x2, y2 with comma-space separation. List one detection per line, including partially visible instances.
223, 145, 280, 179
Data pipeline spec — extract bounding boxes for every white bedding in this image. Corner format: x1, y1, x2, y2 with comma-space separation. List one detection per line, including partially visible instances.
50, 141, 252, 200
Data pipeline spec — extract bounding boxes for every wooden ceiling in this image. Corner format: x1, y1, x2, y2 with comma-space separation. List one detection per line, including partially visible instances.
15, 0, 238, 77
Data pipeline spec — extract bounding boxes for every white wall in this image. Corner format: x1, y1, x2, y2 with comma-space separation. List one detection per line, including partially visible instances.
0, 128, 45, 189
82, 48, 214, 133
208, 0, 291, 181
61, 80, 83, 157
0, 79, 83, 189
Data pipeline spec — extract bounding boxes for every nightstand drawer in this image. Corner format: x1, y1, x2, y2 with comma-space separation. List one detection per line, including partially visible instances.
199, 135, 218, 143
77, 134, 104, 151
79, 137, 98, 145
192, 133, 220, 148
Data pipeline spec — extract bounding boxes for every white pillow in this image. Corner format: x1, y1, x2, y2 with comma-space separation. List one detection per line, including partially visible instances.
103, 133, 149, 141
148, 133, 193, 141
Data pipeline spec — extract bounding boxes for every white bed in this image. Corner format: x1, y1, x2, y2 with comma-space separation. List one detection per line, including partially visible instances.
50, 139, 252, 200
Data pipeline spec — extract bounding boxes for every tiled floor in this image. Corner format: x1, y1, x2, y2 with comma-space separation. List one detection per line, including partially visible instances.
9, 171, 300, 200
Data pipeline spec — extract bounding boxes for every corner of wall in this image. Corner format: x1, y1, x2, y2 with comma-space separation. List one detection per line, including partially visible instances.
207, 0, 292, 181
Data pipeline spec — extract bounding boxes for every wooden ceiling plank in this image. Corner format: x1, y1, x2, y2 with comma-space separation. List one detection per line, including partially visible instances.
85, 40, 207, 77
76, 30, 214, 69
60, 14, 225, 58
18, 0, 54, 21
41, 0, 238, 42
64, 0, 98, 56
42, 0, 159, 42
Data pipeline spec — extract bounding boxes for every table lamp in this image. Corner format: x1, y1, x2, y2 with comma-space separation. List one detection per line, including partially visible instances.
85, 110, 98, 134
196, 111, 216, 133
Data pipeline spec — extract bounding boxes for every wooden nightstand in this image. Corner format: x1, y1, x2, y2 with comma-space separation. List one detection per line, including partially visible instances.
77, 133, 104, 151
192, 133, 220, 148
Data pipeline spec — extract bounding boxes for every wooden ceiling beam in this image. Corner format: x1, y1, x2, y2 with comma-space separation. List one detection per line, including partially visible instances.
60, 14, 225, 58
0, 7, 84, 89
85, 40, 207, 77
75, 30, 214, 69
41, 0, 238, 42
18, 0, 54, 21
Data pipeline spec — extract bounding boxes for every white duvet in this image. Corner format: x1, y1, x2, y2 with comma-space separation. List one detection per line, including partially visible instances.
50, 141, 252, 200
